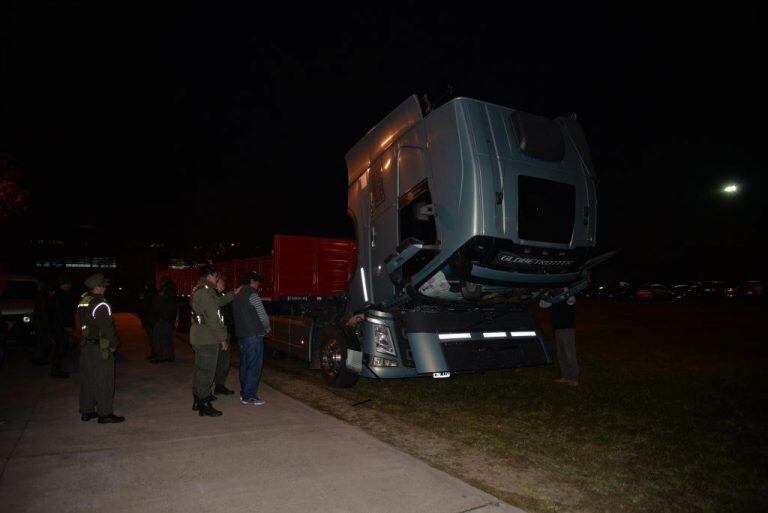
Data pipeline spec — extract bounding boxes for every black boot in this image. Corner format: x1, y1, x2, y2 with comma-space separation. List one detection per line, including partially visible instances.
193, 395, 200, 411
214, 384, 234, 395
198, 398, 222, 417
98, 413, 125, 424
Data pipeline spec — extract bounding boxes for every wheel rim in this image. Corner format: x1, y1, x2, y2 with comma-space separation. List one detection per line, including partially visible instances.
321, 337, 343, 378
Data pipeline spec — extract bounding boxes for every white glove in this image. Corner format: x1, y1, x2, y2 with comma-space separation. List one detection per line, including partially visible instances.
566, 296, 576, 306
539, 299, 552, 308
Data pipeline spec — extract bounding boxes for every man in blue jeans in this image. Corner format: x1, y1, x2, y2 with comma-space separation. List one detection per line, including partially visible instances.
233, 272, 271, 405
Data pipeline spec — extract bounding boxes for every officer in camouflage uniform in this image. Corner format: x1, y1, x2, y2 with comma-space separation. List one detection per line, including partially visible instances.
78, 273, 124, 424
190, 266, 235, 417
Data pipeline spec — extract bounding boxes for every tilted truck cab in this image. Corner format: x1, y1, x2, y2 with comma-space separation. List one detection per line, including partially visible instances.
316, 95, 602, 387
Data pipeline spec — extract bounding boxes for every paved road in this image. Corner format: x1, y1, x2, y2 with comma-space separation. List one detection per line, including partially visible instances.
0, 313, 522, 513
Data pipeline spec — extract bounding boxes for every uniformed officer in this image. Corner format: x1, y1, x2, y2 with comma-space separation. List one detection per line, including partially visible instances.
78, 273, 125, 424
190, 266, 235, 417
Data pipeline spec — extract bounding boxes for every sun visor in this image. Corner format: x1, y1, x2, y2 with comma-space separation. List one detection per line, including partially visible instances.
346, 95, 423, 186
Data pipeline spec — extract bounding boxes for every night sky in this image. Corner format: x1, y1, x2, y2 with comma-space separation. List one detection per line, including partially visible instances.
1, 5, 765, 282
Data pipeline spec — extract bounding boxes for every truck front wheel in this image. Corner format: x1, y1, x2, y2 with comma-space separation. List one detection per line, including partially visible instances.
319, 328, 359, 388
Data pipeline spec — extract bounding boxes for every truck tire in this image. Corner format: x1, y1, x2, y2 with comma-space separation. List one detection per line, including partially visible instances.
319, 327, 359, 388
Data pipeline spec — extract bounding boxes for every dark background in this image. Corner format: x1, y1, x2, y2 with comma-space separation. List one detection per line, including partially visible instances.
1, 4, 765, 284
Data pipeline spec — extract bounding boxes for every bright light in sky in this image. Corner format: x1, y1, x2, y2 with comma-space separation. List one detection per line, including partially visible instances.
722, 184, 739, 194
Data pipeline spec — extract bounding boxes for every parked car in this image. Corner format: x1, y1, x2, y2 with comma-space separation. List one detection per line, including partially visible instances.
0, 275, 42, 344
672, 284, 691, 299
683, 283, 704, 300
742, 280, 764, 300
581, 283, 597, 298
590, 281, 632, 299
584, 283, 609, 298
723, 283, 740, 300
635, 283, 674, 300
699, 281, 726, 301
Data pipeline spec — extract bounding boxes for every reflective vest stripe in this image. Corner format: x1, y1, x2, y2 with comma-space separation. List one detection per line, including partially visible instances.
93, 302, 112, 316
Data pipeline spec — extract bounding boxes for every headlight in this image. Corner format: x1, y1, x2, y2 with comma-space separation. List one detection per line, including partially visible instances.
373, 324, 396, 356
22, 316, 31, 323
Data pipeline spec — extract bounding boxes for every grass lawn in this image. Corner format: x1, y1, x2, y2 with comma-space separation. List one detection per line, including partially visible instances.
264, 299, 768, 513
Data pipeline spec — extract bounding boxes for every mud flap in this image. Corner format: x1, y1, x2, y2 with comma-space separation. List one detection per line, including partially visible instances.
345, 349, 363, 374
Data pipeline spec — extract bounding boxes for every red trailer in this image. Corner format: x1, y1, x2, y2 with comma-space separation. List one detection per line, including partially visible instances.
156, 235, 355, 300
269, 234, 355, 301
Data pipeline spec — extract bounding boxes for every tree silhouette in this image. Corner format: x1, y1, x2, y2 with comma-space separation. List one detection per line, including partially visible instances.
0, 152, 29, 220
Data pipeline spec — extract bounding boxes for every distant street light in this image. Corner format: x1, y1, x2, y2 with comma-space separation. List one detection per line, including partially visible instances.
722, 183, 739, 194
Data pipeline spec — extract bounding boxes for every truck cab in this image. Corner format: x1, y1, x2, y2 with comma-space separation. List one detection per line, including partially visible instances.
319, 95, 600, 387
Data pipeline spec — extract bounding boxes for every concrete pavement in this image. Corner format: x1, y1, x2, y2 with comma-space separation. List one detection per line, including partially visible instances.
0, 313, 522, 513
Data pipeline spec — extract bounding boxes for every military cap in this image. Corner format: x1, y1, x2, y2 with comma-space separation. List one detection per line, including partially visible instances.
84, 273, 110, 289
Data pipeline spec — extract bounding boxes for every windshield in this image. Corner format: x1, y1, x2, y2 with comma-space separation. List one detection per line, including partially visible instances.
0, 280, 41, 300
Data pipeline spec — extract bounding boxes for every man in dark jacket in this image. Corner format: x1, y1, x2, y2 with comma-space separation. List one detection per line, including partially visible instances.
30, 285, 56, 365
50, 275, 75, 378
233, 272, 271, 405
150, 277, 177, 363
213, 275, 236, 396
540, 292, 579, 386
137, 280, 158, 360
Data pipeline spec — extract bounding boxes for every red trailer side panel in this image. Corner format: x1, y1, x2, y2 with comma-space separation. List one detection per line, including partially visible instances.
156, 235, 354, 302
272, 235, 355, 300
256, 255, 275, 300
156, 269, 197, 297
233, 256, 275, 300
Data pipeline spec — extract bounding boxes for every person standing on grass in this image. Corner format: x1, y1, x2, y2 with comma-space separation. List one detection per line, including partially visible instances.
233, 271, 270, 406
540, 293, 579, 386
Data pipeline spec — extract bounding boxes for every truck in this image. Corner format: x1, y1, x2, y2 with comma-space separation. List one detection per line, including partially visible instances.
314, 95, 605, 387
159, 94, 607, 388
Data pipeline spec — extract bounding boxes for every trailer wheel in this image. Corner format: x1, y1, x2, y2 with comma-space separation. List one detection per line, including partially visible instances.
319, 328, 359, 388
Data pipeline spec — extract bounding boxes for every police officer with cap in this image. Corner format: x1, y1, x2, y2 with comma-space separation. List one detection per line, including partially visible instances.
190, 265, 236, 417
78, 273, 125, 423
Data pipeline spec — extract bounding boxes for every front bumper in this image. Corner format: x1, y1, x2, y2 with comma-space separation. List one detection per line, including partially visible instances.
351, 309, 551, 379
